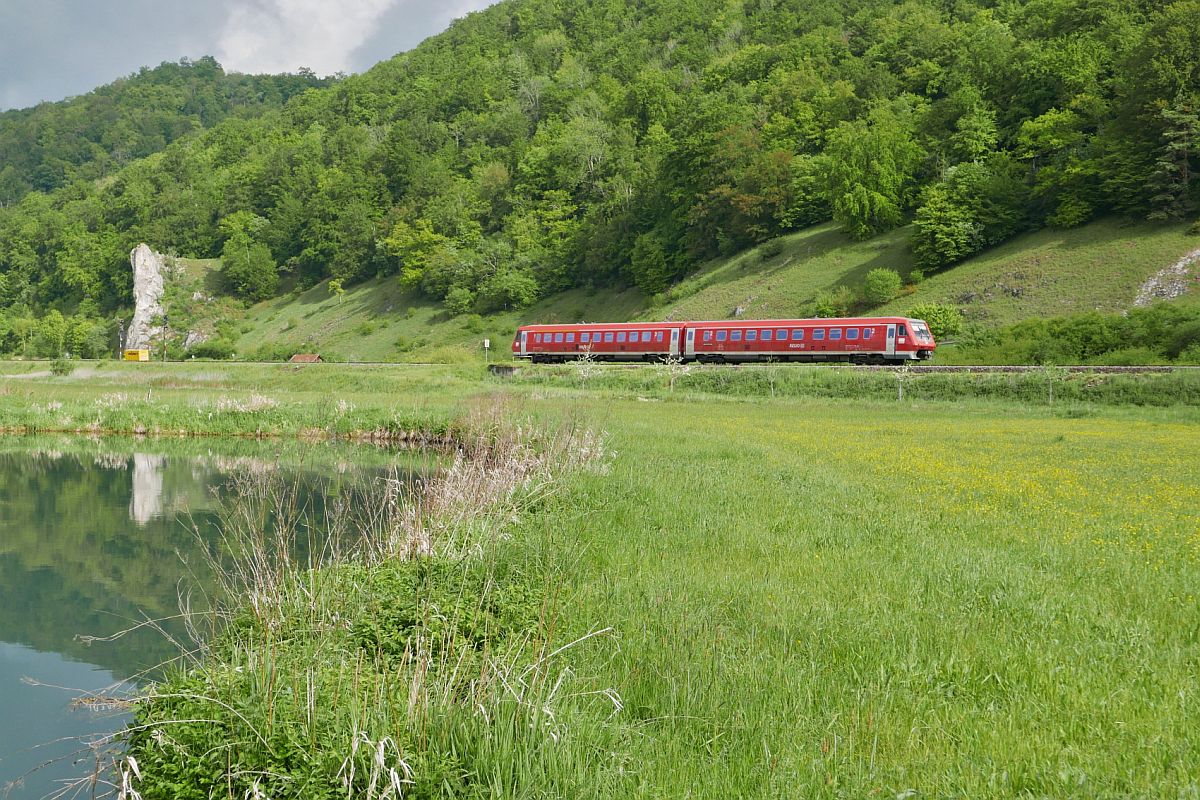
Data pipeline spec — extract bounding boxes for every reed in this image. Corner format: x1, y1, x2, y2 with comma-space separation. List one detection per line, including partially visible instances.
119, 398, 622, 799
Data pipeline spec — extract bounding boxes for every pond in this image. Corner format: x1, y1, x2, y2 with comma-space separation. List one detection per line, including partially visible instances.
0, 437, 409, 798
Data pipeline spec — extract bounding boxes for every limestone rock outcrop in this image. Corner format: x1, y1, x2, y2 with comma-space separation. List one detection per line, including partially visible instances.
128, 244, 166, 350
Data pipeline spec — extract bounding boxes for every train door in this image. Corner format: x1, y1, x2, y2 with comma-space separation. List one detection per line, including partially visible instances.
684, 328, 695, 359
520, 331, 528, 356
885, 325, 896, 356
670, 329, 680, 357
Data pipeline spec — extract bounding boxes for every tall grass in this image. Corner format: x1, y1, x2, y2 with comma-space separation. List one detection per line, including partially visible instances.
511, 363, 1200, 406
119, 399, 623, 799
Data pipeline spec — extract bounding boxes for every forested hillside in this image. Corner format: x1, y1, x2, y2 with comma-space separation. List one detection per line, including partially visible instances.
2, 0, 1199, 358
0, 57, 329, 203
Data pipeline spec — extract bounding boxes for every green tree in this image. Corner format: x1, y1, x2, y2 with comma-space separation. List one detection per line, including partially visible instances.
219, 212, 279, 301
477, 268, 538, 312
383, 218, 453, 289
824, 105, 923, 239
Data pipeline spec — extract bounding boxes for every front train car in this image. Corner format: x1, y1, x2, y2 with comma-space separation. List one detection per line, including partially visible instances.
904, 318, 937, 360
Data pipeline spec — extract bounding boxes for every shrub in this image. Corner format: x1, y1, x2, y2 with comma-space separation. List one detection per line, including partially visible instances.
1167, 319, 1200, 358
907, 303, 964, 340
187, 339, 236, 360
49, 358, 74, 376
1088, 347, 1167, 366
810, 286, 856, 318
864, 268, 903, 304
462, 314, 485, 334
758, 239, 785, 260
444, 286, 475, 316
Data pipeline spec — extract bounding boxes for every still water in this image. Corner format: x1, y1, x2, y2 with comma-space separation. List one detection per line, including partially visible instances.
0, 439, 393, 798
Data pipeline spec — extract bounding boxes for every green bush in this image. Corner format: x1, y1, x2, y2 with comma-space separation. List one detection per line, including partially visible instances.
864, 268, 902, 305
810, 286, 856, 318
186, 339, 236, 360
942, 305, 1200, 365
1166, 320, 1200, 358
758, 239, 785, 260
1088, 347, 1168, 366
462, 313, 485, 334
444, 286, 475, 316
49, 358, 74, 376
907, 303, 964, 340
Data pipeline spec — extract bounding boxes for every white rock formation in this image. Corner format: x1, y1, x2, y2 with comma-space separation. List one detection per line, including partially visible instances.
128, 244, 166, 349
1134, 248, 1200, 307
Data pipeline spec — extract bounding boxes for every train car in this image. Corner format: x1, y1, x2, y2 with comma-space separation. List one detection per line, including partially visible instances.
512, 317, 936, 363
513, 322, 684, 362
685, 317, 935, 363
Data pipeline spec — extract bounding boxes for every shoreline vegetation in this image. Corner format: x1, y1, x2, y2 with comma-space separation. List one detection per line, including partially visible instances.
108, 399, 622, 799
4, 363, 1200, 797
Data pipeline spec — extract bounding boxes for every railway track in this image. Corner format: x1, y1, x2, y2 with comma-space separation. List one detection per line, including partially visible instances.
499, 362, 1198, 374
1, 360, 1195, 375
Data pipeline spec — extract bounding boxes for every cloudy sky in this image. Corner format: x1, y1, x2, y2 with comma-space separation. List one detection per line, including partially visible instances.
0, 0, 497, 111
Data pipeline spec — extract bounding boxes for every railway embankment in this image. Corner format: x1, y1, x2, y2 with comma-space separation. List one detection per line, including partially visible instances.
508, 362, 1200, 406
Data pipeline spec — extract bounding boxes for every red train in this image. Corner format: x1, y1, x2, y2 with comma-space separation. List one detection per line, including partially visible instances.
512, 317, 936, 364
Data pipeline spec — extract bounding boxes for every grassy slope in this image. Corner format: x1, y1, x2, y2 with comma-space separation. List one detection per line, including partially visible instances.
207, 219, 1199, 362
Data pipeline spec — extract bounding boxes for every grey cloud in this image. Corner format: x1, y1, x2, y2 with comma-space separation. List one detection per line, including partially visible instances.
0, 0, 497, 111
351, 0, 495, 72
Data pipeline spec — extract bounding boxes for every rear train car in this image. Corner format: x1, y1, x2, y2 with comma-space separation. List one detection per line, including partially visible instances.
512, 322, 685, 363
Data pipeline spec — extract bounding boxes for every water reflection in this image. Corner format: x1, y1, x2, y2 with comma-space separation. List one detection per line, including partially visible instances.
129, 453, 165, 525
0, 437, 406, 798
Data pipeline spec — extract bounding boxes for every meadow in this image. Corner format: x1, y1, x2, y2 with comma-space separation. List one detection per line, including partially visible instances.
533, 395, 1200, 797
1, 362, 1197, 797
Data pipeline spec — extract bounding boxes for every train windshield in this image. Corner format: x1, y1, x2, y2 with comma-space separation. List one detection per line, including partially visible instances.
910, 321, 934, 342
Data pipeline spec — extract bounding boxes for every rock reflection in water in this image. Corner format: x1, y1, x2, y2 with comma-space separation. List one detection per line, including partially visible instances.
129, 453, 166, 524
0, 439, 407, 799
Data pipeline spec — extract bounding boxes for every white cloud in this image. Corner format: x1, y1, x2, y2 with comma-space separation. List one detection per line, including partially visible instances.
216, 0, 401, 75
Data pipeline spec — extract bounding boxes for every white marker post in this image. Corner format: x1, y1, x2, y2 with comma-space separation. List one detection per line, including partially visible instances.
483, 338, 490, 363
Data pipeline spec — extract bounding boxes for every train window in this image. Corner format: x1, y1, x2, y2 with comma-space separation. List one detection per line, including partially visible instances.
829, 329, 842, 341
862, 328, 873, 339
566, 333, 576, 343
898, 324, 908, 337
555, 333, 564, 343
580, 332, 590, 343
703, 331, 713, 342
604, 332, 614, 342
731, 330, 743, 342
616, 332, 626, 343
791, 329, 804, 340
643, 331, 652, 343
534, 334, 542, 343
746, 330, 757, 341
716, 330, 727, 342
813, 329, 826, 341
760, 330, 772, 341
846, 329, 859, 340
655, 331, 664, 342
